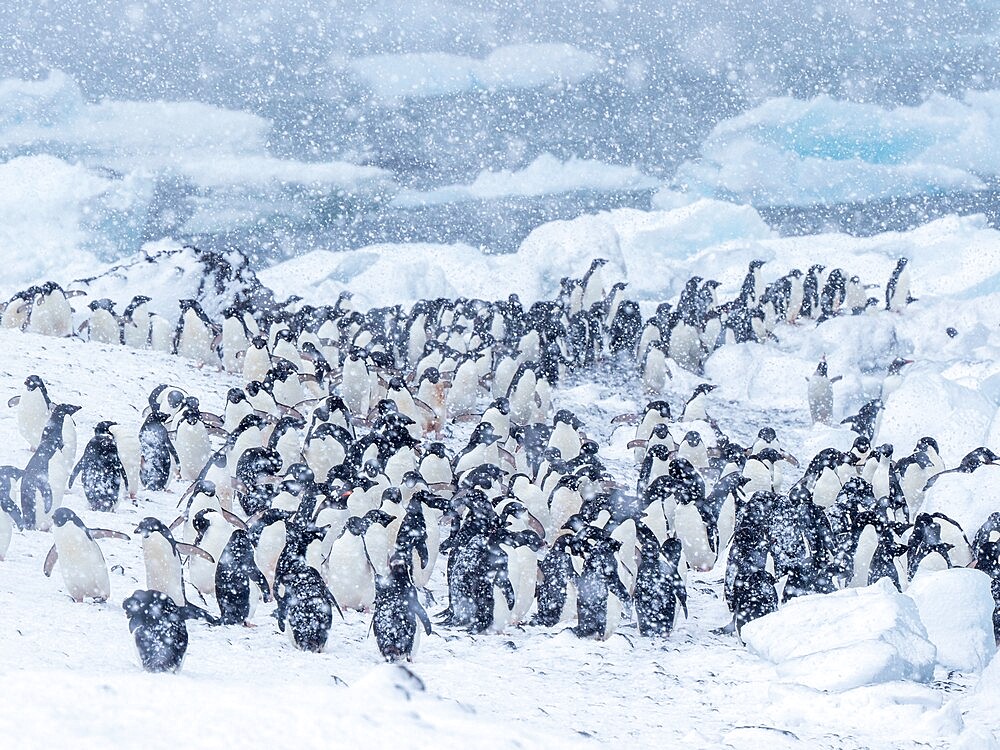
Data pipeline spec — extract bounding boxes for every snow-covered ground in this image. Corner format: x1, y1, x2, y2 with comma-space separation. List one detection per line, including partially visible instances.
0, 327, 993, 750
0, 192, 998, 747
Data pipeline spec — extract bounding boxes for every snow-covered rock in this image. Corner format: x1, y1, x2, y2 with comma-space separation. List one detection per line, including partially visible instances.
920, 470, 1000, 543
878, 371, 996, 467
742, 580, 936, 692
905, 568, 996, 673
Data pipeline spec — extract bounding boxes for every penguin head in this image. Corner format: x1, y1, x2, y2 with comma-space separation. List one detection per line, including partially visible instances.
814, 358, 828, 377
690, 383, 718, 399
227, 388, 247, 405
134, 517, 171, 539
425, 442, 448, 459
553, 409, 583, 430
645, 400, 672, 419
851, 436, 871, 457
381, 487, 403, 506
24, 374, 47, 393
52, 507, 85, 530
683, 431, 702, 447
916, 436, 939, 455
888, 357, 913, 376
94, 421, 117, 435
757, 427, 776, 444
285, 463, 315, 485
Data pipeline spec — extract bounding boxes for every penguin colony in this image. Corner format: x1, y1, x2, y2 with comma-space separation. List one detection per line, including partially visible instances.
0, 251, 993, 672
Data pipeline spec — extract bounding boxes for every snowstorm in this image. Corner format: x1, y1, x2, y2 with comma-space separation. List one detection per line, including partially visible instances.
0, 3, 998, 749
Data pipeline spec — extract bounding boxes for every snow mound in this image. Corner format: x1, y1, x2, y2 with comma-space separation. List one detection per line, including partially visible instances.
348, 43, 600, 101
877, 371, 996, 467
676, 92, 1000, 206
920, 470, 1000, 548
905, 568, 996, 673
742, 580, 936, 692
70, 241, 269, 321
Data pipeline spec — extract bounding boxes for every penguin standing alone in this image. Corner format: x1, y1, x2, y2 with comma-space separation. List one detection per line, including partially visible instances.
69, 421, 129, 512
373, 554, 433, 662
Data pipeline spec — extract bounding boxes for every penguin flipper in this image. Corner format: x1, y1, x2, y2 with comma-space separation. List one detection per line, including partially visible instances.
218, 508, 248, 531
43, 544, 58, 576
175, 543, 215, 563
90, 529, 131, 542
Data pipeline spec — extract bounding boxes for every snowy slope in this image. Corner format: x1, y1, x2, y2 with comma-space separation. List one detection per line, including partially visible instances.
0, 325, 992, 748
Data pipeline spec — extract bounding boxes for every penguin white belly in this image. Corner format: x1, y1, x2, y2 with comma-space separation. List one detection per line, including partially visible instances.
365, 528, 391, 578
670, 323, 702, 373
224, 400, 254, 435
547, 488, 581, 539
143, 536, 185, 605
221, 319, 248, 372
56, 531, 110, 601
123, 312, 150, 348
305, 438, 344, 480
326, 534, 375, 610
178, 315, 216, 367
492, 358, 518, 400
644, 500, 670, 545
2, 301, 28, 330
549, 423, 581, 462
491, 581, 513, 634
413, 508, 440, 589
111, 426, 141, 499
508, 373, 537, 425
812, 468, 843, 508
0, 513, 11, 560
340, 360, 371, 418
255, 523, 286, 589
447, 362, 480, 418
716, 496, 736, 562
602, 594, 623, 641
89, 309, 119, 344
674, 503, 715, 572
189, 525, 232, 597
384, 449, 416, 486
851, 525, 878, 587
611, 521, 638, 591
273, 377, 305, 409
17, 389, 49, 450
176, 422, 211, 482
808, 377, 833, 424
509, 545, 538, 624
561, 577, 579, 624
642, 347, 669, 394
243, 347, 271, 384
149, 316, 174, 353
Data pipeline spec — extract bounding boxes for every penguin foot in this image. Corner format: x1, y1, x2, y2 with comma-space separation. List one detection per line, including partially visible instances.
243, 621, 257, 628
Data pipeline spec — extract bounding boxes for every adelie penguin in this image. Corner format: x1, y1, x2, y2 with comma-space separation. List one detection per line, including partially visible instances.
69, 421, 129, 512
634, 533, 688, 637
139, 409, 180, 491
373, 554, 433, 662
11, 374, 51, 450
807, 357, 841, 425
885, 257, 915, 311
216, 528, 272, 625
134, 517, 214, 606
43, 507, 130, 602
20, 403, 81, 530
122, 590, 217, 673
